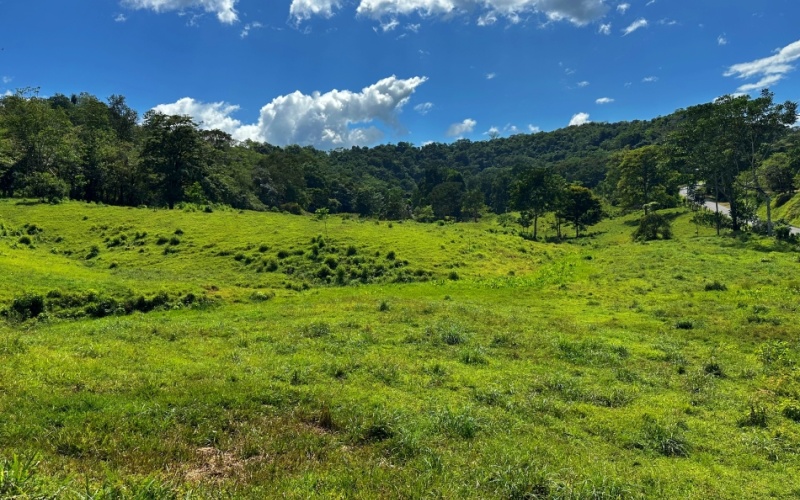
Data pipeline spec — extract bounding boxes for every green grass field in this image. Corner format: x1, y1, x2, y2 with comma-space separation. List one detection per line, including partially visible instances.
2, 199, 800, 498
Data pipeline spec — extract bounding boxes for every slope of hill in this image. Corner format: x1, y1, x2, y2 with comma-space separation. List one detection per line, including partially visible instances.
1, 200, 800, 498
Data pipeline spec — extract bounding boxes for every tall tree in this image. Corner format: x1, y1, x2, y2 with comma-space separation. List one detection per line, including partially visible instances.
607, 145, 677, 214
140, 111, 205, 209
726, 90, 797, 234
557, 184, 603, 238
511, 166, 563, 239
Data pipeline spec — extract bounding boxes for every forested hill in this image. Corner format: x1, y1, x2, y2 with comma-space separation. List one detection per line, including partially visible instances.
0, 88, 781, 219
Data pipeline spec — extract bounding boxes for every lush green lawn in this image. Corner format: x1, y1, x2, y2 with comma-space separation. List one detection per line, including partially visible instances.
2, 200, 800, 498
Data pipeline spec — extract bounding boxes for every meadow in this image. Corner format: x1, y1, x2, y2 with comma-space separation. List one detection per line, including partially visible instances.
2, 199, 800, 498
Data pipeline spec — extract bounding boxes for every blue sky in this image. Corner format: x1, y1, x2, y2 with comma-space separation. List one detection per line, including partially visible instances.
1, 0, 798, 149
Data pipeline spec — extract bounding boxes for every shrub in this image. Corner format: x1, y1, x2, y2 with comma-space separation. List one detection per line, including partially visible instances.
21, 172, 69, 203
448, 271, 460, 281
6, 293, 46, 320
85, 245, 100, 259
18, 235, 31, 245
633, 212, 673, 241
704, 281, 727, 291
379, 300, 390, 312
675, 320, 694, 330
386, 250, 396, 260
346, 245, 357, 256
782, 404, 800, 422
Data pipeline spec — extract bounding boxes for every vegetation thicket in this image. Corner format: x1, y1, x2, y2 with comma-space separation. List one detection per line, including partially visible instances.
1, 87, 800, 497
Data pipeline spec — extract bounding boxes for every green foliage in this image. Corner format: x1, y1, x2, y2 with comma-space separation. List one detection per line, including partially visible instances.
632, 212, 673, 241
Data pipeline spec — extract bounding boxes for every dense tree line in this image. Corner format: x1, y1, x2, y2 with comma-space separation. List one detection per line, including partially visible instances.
1, 87, 797, 238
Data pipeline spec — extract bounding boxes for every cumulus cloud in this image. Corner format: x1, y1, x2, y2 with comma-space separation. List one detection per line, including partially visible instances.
642, 76, 658, 83
577, 80, 590, 87
717, 34, 727, 46
121, 0, 239, 23
414, 102, 434, 115
2, 76, 12, 85
290, 0, 341, 21
153, 98, 244, 132
290, 0, 610, 26
622, 17, 647, 35
598, 23, 611, 34
595, 97, 614, 104
152, 76, 427, 149
616, 3, 629, 14
569, 112, 590, 126
114, 13, 128, 22
724, 39, 800, 92
447, 118, 477, 137
528, 124, 540, 133
486, 72, 496, 80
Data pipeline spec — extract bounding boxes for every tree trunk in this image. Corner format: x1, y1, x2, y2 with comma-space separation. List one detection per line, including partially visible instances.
533, 213, 538, 240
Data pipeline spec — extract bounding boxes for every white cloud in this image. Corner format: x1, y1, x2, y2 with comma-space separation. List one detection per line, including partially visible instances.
289, 0, 341, 21
617, 3, 629, 14
153, 98, 244, 132
598, 23, 611, 34
657, 18, 676, 26
2, 76, 12, 85
406, 23, 421, 32
642, 76, 658, 83
577, 80, 590, 87
3, 90, 12, 97
414, 102, 434, 115
622, 17, 647, 35
121, 0, 239, 24
486, 72, 496, 80
240, 21, 263, 38
528, 124, 540, 133
153, 76, 427, 149
724, 39, 800, 92
569, 112, 590, 126
485, 123, 530, 137
114, 13, 128, 22
378, 18, 400, 31
735, 74, 783, 93
595, 97, 614, 104
717, 34, 727, 46
291, 0, 610, 26
447, 118, 477, 137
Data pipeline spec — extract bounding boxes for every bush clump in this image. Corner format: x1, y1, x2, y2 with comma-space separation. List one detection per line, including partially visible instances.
4, 293, 46, 321
704, 281, 727, 292
633, 212, 673, 241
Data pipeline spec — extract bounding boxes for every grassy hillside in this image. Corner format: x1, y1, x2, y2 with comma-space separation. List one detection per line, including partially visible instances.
769, 192, 800, 227
2, 200, 800, 498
